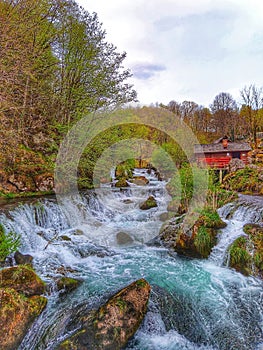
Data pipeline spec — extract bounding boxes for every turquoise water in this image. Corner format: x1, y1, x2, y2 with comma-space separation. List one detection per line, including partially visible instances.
0, 170, 262, 350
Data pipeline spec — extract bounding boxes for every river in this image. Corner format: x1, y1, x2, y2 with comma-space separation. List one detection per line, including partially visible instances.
0, 169, 262, 350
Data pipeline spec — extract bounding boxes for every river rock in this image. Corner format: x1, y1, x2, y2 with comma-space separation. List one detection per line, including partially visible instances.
57, 278, 151, 350
122, 199, 133, 204
116, 232, 134, 245
131, 176, 149, 186
0, 288, 47, 350
139, 196, 157, 210
14, 251, 33, 266
56, 277, 82, 294
0, 265, 45, 296
115, 178, 129, 188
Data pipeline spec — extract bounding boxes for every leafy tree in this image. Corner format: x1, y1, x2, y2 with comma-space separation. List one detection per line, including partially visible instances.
53, 0, 137, 129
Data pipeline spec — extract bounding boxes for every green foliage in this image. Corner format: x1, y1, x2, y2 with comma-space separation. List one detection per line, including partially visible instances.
223, 167, 262, 194
254, 252, 263, 270
229, 237, 251, 267
194, 226, 212, 258
198, 207, 226, 229
0, 225, 20, 262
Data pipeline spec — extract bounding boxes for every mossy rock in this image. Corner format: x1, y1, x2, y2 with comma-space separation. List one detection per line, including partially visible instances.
228, 224, 263, 278
59, 235, 72, 241
131, 176, 149, 186
0, 265, 45, 296
56, 277, 82, 294
139, 196, 157, 210
228, 236, 252, 276
198, 208, 227, 229
115, 178, 129, 188
57, 279, 151, 350
159, 210, 221, 259
0, 288, 47, 350
115, 162, 134, 180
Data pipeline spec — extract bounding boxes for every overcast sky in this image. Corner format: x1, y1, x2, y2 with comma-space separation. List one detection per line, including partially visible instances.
77, 0, 263, 108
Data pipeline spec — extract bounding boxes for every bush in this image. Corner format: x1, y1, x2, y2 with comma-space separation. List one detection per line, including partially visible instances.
229, 237, 251, 267
0, 224, 20, 262
194, 226, 212, 258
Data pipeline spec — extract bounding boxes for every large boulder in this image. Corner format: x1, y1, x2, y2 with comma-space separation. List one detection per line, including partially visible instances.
0, 288, 47, 350
139, 196, 157, 210
159, 209, 226, 258
57, 279, 151, 350
0, 265, 45, 296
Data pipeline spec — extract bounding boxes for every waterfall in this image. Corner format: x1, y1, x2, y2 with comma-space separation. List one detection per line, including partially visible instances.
209, 195, 263, 266
0, 171, 262, 350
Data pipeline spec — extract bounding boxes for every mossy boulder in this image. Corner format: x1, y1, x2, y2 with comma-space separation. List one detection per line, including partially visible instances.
57, 278, 151, 350
139, 196, 157, 210
228, 224, 263, 278
159, 208, 225, 258
131, 176, 149, 186
56, 277, 82, 294
0, 265, 45, 296
0, 288, 47, 350
115, 178, 129, 188
115, 162, 134, 180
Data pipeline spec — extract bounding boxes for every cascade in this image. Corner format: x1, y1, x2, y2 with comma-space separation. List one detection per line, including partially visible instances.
0, 170, 262, 350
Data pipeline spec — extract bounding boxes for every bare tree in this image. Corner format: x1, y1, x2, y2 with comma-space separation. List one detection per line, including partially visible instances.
240, 84, 263, 144
210, 92, 238, 139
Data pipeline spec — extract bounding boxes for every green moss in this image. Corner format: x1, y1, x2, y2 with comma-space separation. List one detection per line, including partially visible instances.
115, 161, 134, 180
136, 279, 148, 288
0, 265, 45, 296
198, 208, 226, 229
228, 237, 251, 275
56, 277, 81, 293
139, 196, 157, 210
115, 178, 129, 188
115, 298, 127, 311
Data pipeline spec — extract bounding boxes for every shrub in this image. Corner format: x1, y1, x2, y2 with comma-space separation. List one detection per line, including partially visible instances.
194, 226, 212, 258
0, 224, 20, 262
229, 237, 251, 267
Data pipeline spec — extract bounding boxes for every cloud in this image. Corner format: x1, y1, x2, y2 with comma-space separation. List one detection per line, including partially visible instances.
132, 63, 166, 80
77, 0, 263, 106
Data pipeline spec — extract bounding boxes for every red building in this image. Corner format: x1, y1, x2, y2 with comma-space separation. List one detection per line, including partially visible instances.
194, 137, 251, 169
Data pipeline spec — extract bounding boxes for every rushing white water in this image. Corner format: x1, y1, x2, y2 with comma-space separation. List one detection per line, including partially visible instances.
209, 195, 263, 266
0, 170, 262, 350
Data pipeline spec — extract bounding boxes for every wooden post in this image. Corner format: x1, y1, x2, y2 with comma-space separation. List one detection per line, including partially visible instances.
219, 169, 223, 184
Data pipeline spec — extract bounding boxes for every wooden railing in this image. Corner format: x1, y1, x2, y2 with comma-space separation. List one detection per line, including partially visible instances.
199, 157, 231, 169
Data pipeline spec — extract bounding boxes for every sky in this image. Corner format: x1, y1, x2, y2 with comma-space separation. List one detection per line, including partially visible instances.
77, 0, 263, 108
